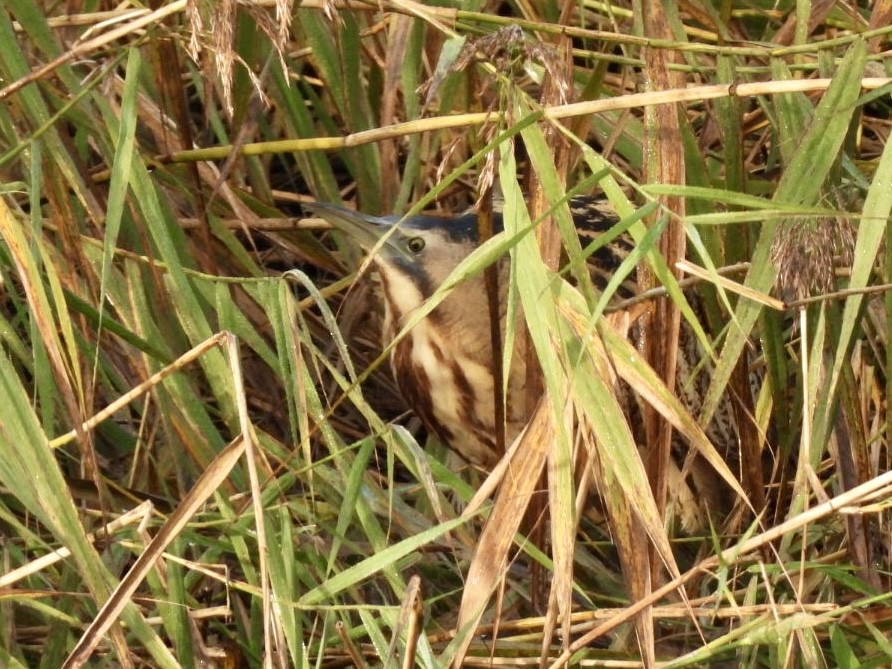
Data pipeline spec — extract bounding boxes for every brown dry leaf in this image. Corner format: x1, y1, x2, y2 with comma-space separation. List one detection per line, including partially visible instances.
62, 437, 247, 668
453, 397, 554, 668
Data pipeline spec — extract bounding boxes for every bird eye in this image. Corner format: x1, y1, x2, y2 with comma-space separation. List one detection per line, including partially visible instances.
406, 237, 426, 254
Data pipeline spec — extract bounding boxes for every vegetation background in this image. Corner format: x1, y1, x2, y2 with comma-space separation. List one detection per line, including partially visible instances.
0, 0, 891, 667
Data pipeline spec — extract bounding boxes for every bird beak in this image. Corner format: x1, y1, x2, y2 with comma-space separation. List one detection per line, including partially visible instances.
305, 203, 401, 256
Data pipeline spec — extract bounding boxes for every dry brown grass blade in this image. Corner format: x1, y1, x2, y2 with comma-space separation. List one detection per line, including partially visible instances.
452, 397, 554, 668
379, 13, 415, 206
638, 6, 686, 662
641, 0, 686, 519
61, 435, 247, 668
335, 621, 369, 669
50, 332, 230, 449
148, 33, 213, 262
384, 574, 423, 669
542, 399, 577, 656
165, 77, 892, 164
676, 260, 785, 310
0, 502, 154, 589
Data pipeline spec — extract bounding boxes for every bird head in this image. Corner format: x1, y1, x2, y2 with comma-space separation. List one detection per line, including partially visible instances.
306, 203, 489, 320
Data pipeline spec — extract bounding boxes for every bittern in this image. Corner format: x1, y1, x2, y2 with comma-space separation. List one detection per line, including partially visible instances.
307, 197, 676, 468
